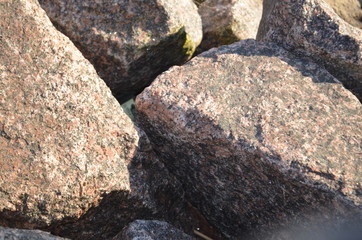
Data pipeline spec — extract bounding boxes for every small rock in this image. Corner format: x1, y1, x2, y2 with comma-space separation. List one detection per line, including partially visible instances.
197, 0, 262, 52
39, 0, 202, 102
257, 0, 362, 101
114, 220, 194, 240
0, 226, 68, 240
136, 39, 362, 238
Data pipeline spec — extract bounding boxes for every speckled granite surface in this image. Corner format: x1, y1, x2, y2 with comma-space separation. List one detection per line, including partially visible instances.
257, 0, 362, 102
0, 226, 68, 240
39, 0, 202, 102
0, 1, 208, 239
136, 39, 362, 238
197, 0, 262, 52
114, 220, 194, 240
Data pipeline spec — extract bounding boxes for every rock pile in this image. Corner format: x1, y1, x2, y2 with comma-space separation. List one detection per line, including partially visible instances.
0, 0, 361, 239
38, 0, 202, 102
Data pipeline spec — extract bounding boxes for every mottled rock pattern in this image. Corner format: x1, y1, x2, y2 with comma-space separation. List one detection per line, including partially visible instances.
324, 0, 362, 29
257, 0, 362, 101
136, 39, 362, 238
0, 0, 140, 230
197, 0, 262, 52
0, 226, 68, 240
0, 2, 219, 236
39, 0, 202, 102
114, 220, 194, 240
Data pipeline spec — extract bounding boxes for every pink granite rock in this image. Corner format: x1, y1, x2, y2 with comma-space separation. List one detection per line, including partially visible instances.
136, 39, 362, 238
39, 0, 202, 102
0, 1, 208, 239
197, 0, 263, 52
0, 0, 137, 229
257, 0, 362, 101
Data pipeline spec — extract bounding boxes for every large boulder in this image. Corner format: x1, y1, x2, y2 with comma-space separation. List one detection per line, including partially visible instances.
197, 0, 262, 52
0, 226, 68, 240
257, 0, 362, 102
0, 1, 209, 239
114, 220, 193, 240
38, 0, 202, 102
136, 39, 362, 238
324, 0, 362, 29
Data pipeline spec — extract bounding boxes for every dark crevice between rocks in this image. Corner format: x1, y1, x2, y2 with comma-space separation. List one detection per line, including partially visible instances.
48, 18, 195, 105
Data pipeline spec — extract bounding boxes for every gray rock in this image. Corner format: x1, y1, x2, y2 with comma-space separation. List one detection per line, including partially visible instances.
136, 39, 362, 238
257, 0, 362, 102
114, 220, 194, 240
39, 0, 202, 102
198, 0, 262, 52
0, 227, 67, 240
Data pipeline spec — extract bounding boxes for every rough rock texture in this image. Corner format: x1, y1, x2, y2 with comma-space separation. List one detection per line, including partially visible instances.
0, 1, 213, 239
39, 0, 202, 102
257, 0, 362, 102
324, 0, 362, 29
114, 220, 194, 240
193, 0, 206, 7
0, 226, 68, 240
197, 0, 262, 52
136, 39, 362, 238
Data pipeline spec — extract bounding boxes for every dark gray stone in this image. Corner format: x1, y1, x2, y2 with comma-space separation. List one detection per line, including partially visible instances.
0, 227, 67, 240
114, 220, 194, 240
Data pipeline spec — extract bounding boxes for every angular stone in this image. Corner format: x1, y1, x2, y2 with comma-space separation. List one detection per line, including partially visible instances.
324, 0, 362, 29
0, 1, 207, 239
114, 220, 193, 240
0, 0, 137, 229
257, 0, 362, 102
136, 39, 362, 238
197, 0, 262, 52
0, 226, 68, 240
39, 0, 202, 102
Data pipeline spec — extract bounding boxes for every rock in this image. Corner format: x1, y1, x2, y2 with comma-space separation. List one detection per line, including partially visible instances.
0, 1, 208, 239
114, 220, 194, 240
256, 0, 362, 102
197, 0, 262, 52
38, 0, 202, 102
0, 0, 137, 231
0, 227, 68, 240
324, 0, 362, 29
135, 39, 362, 238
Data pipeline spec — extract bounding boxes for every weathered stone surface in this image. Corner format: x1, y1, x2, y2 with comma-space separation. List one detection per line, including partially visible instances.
324, 0, 362, 29
114, 220, 194, 240
257, 0, 362, 102
39, 0, 202, 102
197, 0, 262, 52
136, 39, 362, 238
0, 226, 68, 240
0, 1, 208, 239
0, 0, 138, 230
